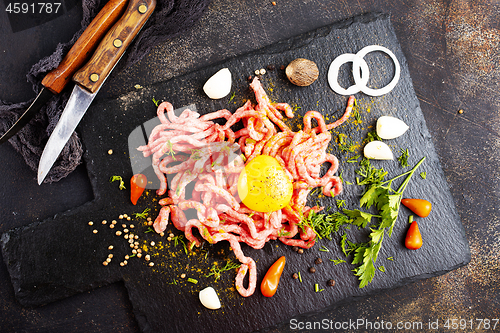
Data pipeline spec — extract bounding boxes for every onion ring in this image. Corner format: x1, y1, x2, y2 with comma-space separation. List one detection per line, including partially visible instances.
328, 53, 370, 95
352, 45, 401, 97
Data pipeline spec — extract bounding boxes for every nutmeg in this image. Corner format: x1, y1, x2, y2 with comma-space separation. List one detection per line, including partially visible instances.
285, 58, 319, 86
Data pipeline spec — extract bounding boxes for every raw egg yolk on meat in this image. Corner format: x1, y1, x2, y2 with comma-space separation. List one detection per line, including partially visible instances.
237, 155, 293, 212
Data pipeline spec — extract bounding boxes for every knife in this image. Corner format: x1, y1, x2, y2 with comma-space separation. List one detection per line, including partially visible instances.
0, 0, 129, 145
37, 0, 156, 184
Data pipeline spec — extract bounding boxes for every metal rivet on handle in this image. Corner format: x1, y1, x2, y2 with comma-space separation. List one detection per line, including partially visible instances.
113, 39, 123, 48
138, 4, 147, 13
90, 74, 99, 82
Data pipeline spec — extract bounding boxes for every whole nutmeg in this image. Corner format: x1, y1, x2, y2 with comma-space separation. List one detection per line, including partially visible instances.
285, 58, 319, 86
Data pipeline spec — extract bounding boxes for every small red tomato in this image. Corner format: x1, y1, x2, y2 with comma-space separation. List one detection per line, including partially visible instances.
405, 221, 423, 250
401, 198, 432, 218
130, 174, 147, 205
261, 256, 286, 297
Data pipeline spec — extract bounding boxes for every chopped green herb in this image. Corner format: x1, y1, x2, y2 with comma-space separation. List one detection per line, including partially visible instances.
398, 148, 410, 168
298, 271, 303, 283
299, 210, 351, 240
278, 227, 291, 237
163, 140, 176, 160
110, 176, 126, 190
191, 149, 202, 160
356, 158, 388, 186
172, 235, 188, 254
336, 199, 346, 209
134, 208, 151, 219
365, 130, 382, 142
152, 97, 160, 107
347, 155, 360, 163
352, 104, 362, 122
144, 227, 154, 233
387, 257, 394, 261
319, 245, 330, 252
420, 172, 427, 179
329, 258, 346, 265
205, 260, 241, 281
229, 92, 236, 102
378, 266, 386, 272
314, 283, 324, 292
187, 278, 198, 284
338, 133, 356, 153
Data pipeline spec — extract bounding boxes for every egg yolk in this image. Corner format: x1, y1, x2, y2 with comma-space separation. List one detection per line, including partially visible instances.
237, 155, 293, 212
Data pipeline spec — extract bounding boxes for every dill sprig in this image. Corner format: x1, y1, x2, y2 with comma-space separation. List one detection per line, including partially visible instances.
205, 260, 241, 281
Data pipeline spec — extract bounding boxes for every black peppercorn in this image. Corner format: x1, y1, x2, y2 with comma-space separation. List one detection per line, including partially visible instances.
327, 279, 336, 287
315, 258, 323, 265
308, 267, 316, 273
292, 273, 299, 279
297, 249, 304, 254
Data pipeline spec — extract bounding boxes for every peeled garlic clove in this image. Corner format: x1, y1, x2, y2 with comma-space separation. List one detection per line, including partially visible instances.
203, 68, 232, 99
376, 116, 409, 139
364, 141, 394, 160
199, 287, 221, 310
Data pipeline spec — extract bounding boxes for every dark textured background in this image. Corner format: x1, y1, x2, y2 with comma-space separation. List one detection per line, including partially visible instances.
0, 0, 499, 332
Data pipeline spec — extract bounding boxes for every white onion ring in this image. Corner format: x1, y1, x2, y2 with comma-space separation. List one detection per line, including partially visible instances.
352, 45, 401, 97
327, 53, 370, 95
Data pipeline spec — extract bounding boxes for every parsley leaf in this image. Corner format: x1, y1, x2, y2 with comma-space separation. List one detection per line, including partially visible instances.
343, 209, 379, 228
349, 157, 426, 288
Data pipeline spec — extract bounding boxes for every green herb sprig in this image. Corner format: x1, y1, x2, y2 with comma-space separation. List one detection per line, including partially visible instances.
110, 176, 126, 190
205, 260, 241, 281
351, 157, 426, 288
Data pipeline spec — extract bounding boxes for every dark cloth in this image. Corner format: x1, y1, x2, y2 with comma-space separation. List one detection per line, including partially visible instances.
0, 0, 211, 182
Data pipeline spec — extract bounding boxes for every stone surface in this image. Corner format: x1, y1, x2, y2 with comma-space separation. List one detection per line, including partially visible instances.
1, 13, 470, 333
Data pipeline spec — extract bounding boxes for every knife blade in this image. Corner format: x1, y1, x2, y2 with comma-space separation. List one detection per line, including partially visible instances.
37, 0, 156, 184
0, 0, 129, 145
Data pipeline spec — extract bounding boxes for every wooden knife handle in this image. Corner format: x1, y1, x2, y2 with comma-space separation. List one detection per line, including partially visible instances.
72, 0, 156, 93
41, 0, 129, 94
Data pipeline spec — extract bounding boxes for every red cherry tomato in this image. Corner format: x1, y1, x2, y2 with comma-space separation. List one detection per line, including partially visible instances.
401, 198, 432, 218
405, 221, 423, 250
261, 256, 286, 297
130, 174, 147, 205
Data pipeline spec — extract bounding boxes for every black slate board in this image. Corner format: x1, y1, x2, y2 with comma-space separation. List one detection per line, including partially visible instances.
1, 13, 470, 333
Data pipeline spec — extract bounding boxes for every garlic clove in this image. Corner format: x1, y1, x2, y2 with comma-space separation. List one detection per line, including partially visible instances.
203, 68, 232, 99
364, 141, 394, 160
199, 287, 221, 310
376, 116, 409, 140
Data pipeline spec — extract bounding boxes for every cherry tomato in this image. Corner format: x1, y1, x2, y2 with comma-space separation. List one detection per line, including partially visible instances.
130, 174, 147, 205
261, 256, 286, 297
401, 198, 432, 218
405, 221, 423, 250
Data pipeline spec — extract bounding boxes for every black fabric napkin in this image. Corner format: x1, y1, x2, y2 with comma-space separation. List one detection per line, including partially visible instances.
0, 0, 211, 183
